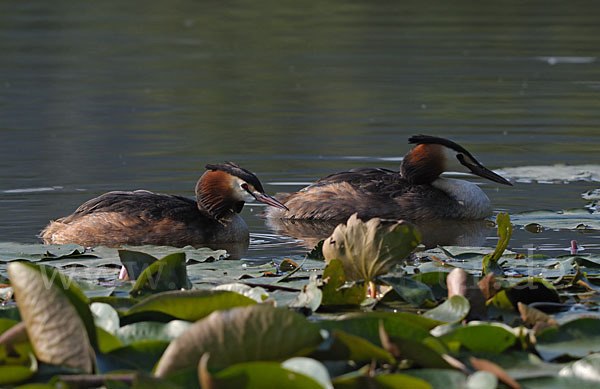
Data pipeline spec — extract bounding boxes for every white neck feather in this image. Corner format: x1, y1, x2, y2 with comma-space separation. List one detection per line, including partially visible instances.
432, 178, 492, 219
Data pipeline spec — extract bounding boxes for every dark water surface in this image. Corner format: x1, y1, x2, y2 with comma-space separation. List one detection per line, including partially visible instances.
2, 0, 600, 260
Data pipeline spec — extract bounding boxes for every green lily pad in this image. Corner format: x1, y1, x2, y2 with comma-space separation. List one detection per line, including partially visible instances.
437, 323, 516, 354
130, 252, 192, 297
119, 250, 160, 280
154, 304, 323, 375
281, 357, 333, 389
536, 318, 600, 360
122, 289, 256, 324
205, 360, 325, 388
115, 320, 192, 345
332, 372, 432, 389
317, 312, 438, 347
311, 329, 394, 363
403, 369, 466, 389
423, 295, 470, 323
379, 275, 436, 307
98, 340, 170, 373
321, 259, 366, 306
7, 262, 95, 372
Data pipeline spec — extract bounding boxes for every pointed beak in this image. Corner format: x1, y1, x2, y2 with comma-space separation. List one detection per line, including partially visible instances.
467, 163, 512, 186
251, 191, 289, 210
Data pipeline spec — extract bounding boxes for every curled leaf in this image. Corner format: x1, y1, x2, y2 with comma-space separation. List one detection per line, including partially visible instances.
7, 262, 93, 373
322, 214, 421, 282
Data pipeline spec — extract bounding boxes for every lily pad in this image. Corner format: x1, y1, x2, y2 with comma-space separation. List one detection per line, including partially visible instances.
130, 252, 192, 297
322, 214, 421, 282
122, 289, 256, 324
379, 275, 436, 307
312, 330, 394, 363
321, 259, 366, 306
437, 323, 516, 354
511, 209, 600, 230
317, 312, 438, 347
536, 318, 600, 360
202, 360, 325, 389
154, 304, 323, 375
332, 372, 432, 389
423, 295, 470, 323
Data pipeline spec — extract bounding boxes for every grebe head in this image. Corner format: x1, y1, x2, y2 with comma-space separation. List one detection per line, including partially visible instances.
401, 135, 512, 186
196, 162, 288, 220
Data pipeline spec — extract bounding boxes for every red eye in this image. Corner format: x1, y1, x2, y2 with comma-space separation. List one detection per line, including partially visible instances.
241, 183, 248, 190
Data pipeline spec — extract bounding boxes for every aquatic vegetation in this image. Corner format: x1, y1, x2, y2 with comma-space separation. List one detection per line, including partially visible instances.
4, 214, 600, 387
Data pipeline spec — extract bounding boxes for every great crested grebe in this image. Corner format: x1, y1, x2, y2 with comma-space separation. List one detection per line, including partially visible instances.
41, 162, 288, 247
266, 135, 511, 221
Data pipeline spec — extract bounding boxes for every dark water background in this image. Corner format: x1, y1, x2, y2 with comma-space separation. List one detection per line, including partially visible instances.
2, 0, 600, 260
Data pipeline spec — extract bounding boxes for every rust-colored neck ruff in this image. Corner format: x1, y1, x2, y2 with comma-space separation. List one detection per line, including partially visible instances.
400, 144, 445, 184
195, 170, 243, 221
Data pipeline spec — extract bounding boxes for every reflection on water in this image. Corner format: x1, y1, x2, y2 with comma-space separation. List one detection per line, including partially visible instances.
2, 0, 600, 259
266, 217, 492, 250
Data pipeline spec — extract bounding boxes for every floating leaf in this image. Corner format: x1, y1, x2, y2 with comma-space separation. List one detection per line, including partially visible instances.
7, 262, 94, 372
332, 372, 432, 389
317, 312, 438, 347
438, 323, 516, 354
115, 320, 192, 345
98, 340, 170, 373
490, 278, 560, 310
536, 318, 600, 360
321, 259, 366, 306
379, 275, 436, 307
423, 295, 470, 323
403, 369, 466, 389
130, 252, 191, 297
122, 289, 256, 324
202, 360, 325, 389
322, 214, 421, 282
312, 329, 394, 363
118, 250, 159, 280
559, 353, 600, 382
511, 208, 600, 230
213, 283, 269, 302
482, 213, 512, 276
154, 304, 323, 375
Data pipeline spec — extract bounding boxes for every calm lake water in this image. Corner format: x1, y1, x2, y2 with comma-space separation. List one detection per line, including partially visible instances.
2, 0, 600, 261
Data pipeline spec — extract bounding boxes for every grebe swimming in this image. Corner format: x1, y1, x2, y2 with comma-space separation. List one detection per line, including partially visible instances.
266, 135, 511, 221
41, 162, 287, 247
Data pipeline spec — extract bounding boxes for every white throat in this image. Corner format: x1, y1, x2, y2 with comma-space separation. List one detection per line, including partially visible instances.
432, 178, 492, 219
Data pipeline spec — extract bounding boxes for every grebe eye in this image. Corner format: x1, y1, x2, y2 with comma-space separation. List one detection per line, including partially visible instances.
241, 183, 249, 190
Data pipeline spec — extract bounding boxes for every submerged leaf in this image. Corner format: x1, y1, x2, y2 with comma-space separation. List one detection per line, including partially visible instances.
154, 304, 323, 375
7, 262, 93, 373
322, 214, 421, 282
